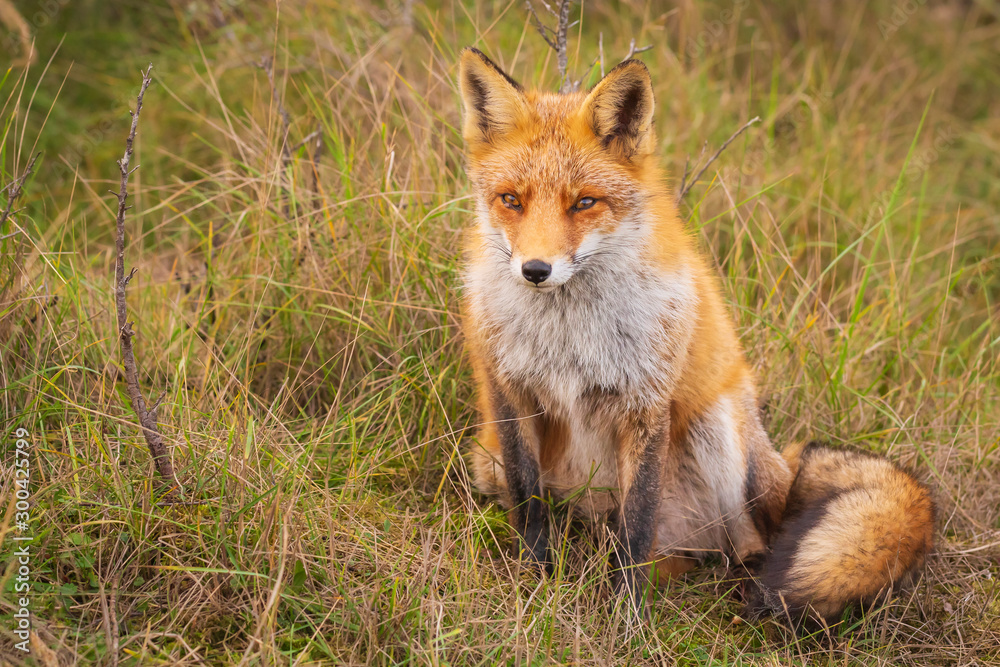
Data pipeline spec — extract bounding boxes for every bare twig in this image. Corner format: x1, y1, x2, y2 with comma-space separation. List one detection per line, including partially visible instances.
0, 152, 39, 234
291, 128, 323, 153
527, 0, 574, 93
622, 38, 653, 61
113, 64, 176, 488
526, 1, 558, 50
571, 37, 651, 89
571, 55, 600, 91
677, 116, 761, 203
554, 0, 571, 92
678, 141, 707, 204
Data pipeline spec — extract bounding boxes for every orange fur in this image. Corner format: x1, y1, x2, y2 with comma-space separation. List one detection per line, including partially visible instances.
458, 47, 934, 622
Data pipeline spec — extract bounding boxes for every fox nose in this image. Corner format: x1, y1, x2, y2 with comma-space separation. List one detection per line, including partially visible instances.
521, 260, 552, 285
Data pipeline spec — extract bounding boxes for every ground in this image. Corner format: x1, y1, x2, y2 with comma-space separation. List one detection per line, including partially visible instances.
0, 0, 998, 664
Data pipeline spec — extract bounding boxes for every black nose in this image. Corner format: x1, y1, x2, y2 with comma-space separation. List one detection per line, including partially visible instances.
521, 260, 552, 285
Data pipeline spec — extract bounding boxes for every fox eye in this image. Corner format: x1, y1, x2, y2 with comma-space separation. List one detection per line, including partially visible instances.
500, 193, 522, 209
573, 197, 597, 210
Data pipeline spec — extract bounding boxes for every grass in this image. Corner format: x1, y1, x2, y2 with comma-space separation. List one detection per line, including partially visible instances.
1, 0, 998, 664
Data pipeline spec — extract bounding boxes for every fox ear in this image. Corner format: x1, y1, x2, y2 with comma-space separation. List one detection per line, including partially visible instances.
459, 47, 527, 144
581, 59, 655, 160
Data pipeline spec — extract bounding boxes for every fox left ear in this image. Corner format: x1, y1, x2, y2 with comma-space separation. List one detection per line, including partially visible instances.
459, 47, 528, 145
580, 59, 655, 161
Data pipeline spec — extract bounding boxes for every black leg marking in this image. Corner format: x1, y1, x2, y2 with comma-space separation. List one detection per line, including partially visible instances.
493, 388, 549, 568
611, 420, 665, 612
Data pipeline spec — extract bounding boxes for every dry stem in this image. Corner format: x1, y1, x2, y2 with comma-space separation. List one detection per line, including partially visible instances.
527, 0, 573, 92
677, 116, 761, 203
622, 38, 653, 61
0, 152, 39, 238
113, 64, 176, 488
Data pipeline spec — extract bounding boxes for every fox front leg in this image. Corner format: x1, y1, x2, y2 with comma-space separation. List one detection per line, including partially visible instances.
492, 387, 550, 568
611, 412, 666, 612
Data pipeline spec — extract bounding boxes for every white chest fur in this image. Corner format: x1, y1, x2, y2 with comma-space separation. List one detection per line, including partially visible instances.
464, 231, 697, 418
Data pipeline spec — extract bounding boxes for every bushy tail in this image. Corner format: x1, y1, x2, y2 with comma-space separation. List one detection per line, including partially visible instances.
747, 443, 935, 622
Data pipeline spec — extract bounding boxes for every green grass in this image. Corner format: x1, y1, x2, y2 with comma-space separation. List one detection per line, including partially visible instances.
2, 0, 999, 664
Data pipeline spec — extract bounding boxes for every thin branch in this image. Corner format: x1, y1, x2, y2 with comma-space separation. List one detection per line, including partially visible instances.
678, 141, 707, 204
526, 1, 558, 50
291, 128, 323, 153
0, 152, 39, 232
570, 56, 599, 91
113, 63, 176, 489
538, 0, 559, 17
554, 0, 571, 93
570, 34, 650, 90
622, 38, 653, 61
677, 116, 761, 203
527, 0, 574, 93
678, 155, 690, 198
149, 389, 167, 414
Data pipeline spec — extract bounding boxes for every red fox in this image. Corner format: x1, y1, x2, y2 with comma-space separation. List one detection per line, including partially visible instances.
457, 47, 935, 622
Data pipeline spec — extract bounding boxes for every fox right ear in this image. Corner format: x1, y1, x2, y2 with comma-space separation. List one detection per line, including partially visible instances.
580, 59, 656, 161
459, 48, 528, 145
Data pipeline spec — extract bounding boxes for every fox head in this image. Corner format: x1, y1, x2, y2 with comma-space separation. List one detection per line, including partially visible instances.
459, 47, 661, 291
